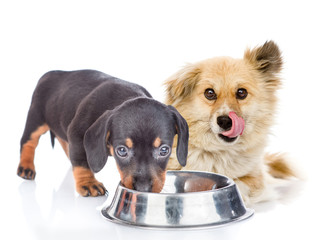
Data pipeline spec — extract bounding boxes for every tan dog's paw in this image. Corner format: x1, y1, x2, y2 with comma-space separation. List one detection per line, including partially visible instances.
73, 166, 107, 197
235, 172, 278, 205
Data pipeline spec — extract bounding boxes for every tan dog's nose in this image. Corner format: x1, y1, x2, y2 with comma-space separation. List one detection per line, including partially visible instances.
217, 115, 232, 130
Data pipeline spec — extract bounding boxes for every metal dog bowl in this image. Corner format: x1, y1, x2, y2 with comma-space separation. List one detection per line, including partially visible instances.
102, 171, 254, 229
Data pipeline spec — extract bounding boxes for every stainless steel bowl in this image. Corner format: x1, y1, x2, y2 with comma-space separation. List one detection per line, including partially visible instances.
102, 171, 254, 229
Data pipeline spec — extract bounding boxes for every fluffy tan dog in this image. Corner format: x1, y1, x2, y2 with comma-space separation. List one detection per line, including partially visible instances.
164, 41, 296, 205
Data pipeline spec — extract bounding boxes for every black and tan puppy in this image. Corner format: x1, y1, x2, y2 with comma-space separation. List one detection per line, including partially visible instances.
18, 70, 188, 196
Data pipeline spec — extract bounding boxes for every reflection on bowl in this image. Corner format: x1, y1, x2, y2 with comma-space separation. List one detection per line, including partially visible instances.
102, 171, 254, 229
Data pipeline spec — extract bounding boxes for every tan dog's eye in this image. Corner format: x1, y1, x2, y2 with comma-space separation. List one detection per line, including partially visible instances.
236, 88, 248, 100
204, 88, 217, 100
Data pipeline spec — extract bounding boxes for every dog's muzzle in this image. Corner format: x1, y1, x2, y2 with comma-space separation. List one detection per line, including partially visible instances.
132, 176, 153, 192
217, 112, 245, 143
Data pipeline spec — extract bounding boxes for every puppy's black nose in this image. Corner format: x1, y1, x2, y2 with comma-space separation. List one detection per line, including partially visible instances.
133, 177, 153, 192
217, 116, 232, 130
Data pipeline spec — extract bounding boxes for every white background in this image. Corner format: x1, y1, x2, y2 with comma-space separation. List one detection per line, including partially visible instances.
1, 1, 326, 239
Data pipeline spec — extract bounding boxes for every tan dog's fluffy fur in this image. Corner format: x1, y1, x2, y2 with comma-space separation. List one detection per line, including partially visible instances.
164, 41, 296, 205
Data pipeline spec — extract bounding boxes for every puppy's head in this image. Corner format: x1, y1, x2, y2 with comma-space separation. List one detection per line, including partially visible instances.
165, 41, 282, 148
84, 98, 188, 193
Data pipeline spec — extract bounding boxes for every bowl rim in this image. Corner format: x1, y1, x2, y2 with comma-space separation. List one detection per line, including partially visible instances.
114, 170, 236, 196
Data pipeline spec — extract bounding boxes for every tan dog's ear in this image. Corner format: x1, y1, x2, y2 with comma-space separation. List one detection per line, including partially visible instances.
164, 64, 201, 105
244, 41, 283, 87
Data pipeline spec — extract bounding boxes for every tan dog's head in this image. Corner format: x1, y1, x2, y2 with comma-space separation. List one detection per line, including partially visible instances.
164, 41, 282, 150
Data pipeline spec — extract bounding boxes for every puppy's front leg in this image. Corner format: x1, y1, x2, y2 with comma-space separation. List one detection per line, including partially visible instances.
68, 139, 107, 197
72, 166, 107, 197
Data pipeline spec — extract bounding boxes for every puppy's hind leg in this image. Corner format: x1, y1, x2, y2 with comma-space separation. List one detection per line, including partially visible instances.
18, 107, 49, 180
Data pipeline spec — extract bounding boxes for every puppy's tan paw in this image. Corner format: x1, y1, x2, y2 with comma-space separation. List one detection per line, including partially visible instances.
73, 166, 107, 197
17, 163, 36, 180
77, 181, 107, 197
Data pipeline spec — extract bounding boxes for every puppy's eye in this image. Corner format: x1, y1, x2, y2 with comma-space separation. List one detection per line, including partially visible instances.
204, 88, 217, 100
159, 145, 170, 157
236, 88, 248, 100
116, 146, 128, 158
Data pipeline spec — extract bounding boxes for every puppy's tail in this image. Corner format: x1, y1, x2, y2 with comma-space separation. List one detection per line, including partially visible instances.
50, 131, 55, 148
265, 153, 299, 179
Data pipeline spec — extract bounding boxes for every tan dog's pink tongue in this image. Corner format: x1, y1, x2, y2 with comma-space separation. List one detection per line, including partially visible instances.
221, 112, 245, 138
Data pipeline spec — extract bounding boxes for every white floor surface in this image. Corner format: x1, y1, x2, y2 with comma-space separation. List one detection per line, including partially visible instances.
1, 1, 327, 239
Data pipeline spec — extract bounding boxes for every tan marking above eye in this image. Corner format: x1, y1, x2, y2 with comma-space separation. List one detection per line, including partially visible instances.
153, 137, 161, 148
125, 138, 133, 148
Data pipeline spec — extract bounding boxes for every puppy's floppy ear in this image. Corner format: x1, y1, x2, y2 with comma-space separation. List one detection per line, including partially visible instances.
84, 110, 113, 173
168, 105, 189, 167
164, 64, 201, 105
